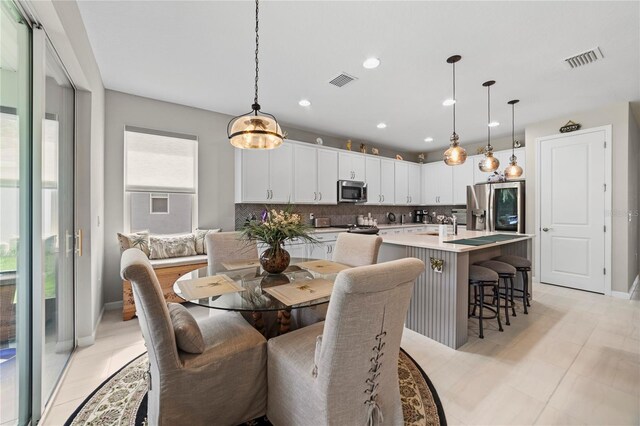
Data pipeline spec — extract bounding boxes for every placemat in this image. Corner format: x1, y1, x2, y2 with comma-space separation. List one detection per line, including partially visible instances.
221, 259, 261, 270
473, 234, 524, 242
443, 238, 494, 246
296, 260, 350, 275
176, 274, 245, 300
263, 279, 333, 306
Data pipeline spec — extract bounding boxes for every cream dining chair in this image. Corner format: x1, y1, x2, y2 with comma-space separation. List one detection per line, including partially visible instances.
267, 258, 425, 425
205, 231, 258, 268
120, 248, 267, 425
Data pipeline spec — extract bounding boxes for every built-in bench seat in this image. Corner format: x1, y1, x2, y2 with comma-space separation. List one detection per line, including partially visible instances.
122, 255, 208, 321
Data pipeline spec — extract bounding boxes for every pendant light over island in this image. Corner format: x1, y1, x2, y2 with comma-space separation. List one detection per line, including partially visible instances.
504, 99, 524, 179
478, 80, 500, 172
443, 55, 467, 166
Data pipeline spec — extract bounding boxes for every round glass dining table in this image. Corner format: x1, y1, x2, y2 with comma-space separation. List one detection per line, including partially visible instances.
173, 257, 337, 335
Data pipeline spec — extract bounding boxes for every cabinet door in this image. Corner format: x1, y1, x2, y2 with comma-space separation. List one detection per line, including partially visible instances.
269, 143, 293, 202
293, 144, 318, 203
284, 242, 307, 258
351, 155, 366, 181
365, 157, 381, 205
307, 242, 331, 260
437, 161, 454, 204
317, 149, 338, 204
338, 152, 354, 180
452, 158, 473, 205
394, 162, 409, 204
241, 149, 271, 202
379, 159, 395, 205
408, 163, 421, 205
421, 162, 439, 205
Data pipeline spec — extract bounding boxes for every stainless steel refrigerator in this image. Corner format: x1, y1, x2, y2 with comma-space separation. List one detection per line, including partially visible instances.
466, 181, 525, 233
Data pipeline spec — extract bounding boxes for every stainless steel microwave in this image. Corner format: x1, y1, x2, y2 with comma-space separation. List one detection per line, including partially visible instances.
337, 180, 367, 203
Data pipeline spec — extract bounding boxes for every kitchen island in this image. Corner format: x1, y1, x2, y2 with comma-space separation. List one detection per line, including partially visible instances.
379, 230, 533, 349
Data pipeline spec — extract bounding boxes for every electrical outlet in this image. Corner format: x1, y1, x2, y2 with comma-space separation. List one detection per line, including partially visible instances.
309, 213, 315, 220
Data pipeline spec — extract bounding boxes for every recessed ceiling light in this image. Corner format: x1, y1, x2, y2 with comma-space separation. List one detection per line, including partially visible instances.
376, 122, 387, 129
488, 121, 500, 127
424, 137, 434, 142
442, 99, 456, 106
298, 99, 311, 107
363, 57, 381, 69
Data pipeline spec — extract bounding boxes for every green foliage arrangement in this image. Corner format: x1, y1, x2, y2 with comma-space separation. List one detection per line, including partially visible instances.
241, 204, 317, 251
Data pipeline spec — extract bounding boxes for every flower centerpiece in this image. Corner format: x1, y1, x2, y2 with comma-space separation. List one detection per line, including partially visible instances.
241, 205, 317, 274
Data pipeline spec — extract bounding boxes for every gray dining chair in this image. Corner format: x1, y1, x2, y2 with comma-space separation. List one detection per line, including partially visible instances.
332, 232, 383, 267
205, 231, 258, 268
267, 257, 425, 425
120, 248, 267, 425
297, 233, 384, 328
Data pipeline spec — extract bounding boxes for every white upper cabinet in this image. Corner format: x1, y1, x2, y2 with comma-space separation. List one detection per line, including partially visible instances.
268, 143, 293, 203
317, 149, 338, 204
379, 159, 395, 205
238, 149, 271, 202
394, 162, 409, 204
293, 144, 338, 204
421, 161, 453, 205
365, 157, 382, 205
408, 163, 421, 205
338, 152, 366, 181
293, 144, 319, 203
452, 158, 474, 205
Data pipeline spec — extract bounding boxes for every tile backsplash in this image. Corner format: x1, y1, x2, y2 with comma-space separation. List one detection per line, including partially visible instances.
234, 203, 463, 230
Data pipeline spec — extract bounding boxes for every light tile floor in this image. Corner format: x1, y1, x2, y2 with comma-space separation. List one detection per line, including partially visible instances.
42, 282, 640, 425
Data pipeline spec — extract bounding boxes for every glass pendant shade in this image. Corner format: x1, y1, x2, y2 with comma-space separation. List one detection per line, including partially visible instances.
443, 133, 467, 165
479, 150, 500, 172
504, 156, 523, 178
228, 113, 283, 149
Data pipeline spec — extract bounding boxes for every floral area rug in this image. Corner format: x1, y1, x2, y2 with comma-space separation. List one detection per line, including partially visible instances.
65, 349, 446, 426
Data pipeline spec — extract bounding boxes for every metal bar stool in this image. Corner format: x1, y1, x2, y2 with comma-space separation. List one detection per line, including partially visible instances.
475, 260, 517, 326
469, 265, 503, 339
493, 255, 532, 314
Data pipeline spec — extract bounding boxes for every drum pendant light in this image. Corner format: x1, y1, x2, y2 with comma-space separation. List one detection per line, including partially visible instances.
443, 55, 467, 166
504, 99, 524, 179
227, 0, 283, 149
478, 80, 500, 172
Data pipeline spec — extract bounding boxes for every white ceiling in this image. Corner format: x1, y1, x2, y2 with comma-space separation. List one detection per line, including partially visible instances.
77, 1, 640, 151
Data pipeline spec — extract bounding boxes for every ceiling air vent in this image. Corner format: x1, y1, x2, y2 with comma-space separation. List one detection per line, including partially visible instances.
564, 47, 604, 69
329, 72, 357, 87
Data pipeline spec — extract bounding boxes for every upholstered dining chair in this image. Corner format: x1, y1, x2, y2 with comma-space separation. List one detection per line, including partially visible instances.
297, 233, 384, 328
332, 232, 383, 267
267, 257, 425, 426
205, 231, 258, 269
120, 248, 267, 426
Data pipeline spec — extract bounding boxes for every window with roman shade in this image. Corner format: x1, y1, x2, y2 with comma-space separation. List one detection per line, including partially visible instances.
124, 126, 198, 234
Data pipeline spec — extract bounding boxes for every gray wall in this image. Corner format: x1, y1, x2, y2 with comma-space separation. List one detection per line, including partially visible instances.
628, 109, 640, 290
524, 102, 636, 293
102, 90, 416, 303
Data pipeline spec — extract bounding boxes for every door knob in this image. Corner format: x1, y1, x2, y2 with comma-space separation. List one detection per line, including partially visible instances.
542, 227, 550, 232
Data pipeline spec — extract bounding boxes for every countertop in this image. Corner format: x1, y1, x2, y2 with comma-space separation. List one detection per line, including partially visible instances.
311, 223, 458, 234
381, 230, 534, 253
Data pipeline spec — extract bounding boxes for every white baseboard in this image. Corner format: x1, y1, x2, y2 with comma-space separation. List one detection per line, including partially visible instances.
611, 275, 640, 300
77, 304, 105, 347
104, 300, 123, 311
611, 291, 630, 299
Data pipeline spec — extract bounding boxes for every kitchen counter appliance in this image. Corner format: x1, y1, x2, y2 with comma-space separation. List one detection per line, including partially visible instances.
333, 224, 379, 235
467, 181, 525, 233
337, 180, 367, 203
413, 209, 428, 223
313, 217, 331, 228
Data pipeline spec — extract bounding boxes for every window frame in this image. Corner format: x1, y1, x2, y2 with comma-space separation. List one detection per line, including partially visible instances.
123, 126, 198, 233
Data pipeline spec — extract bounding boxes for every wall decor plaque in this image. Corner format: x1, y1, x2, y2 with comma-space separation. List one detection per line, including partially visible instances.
560, 120, 581, 133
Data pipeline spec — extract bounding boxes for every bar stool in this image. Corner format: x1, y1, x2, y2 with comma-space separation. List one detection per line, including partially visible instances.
475, 260, 517, 326
492, 255, 532, 314
468, 265, 503, 339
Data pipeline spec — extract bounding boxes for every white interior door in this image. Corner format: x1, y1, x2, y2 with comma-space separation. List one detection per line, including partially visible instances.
539, 129, 607, 293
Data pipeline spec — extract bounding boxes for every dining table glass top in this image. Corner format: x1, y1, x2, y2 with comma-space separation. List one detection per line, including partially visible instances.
173, 257, 341, 312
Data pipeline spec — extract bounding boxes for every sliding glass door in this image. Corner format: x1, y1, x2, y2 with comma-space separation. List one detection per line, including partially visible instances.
0, 1, 31, 424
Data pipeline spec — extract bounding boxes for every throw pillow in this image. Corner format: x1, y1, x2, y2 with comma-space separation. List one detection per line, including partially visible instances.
167, 303, 205, 354
117, 231, 151, 257
149, 234, 197, 259
194, 228, 221, 255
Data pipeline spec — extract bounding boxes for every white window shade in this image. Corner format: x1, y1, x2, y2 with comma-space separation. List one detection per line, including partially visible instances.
125, 127, 197, 193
